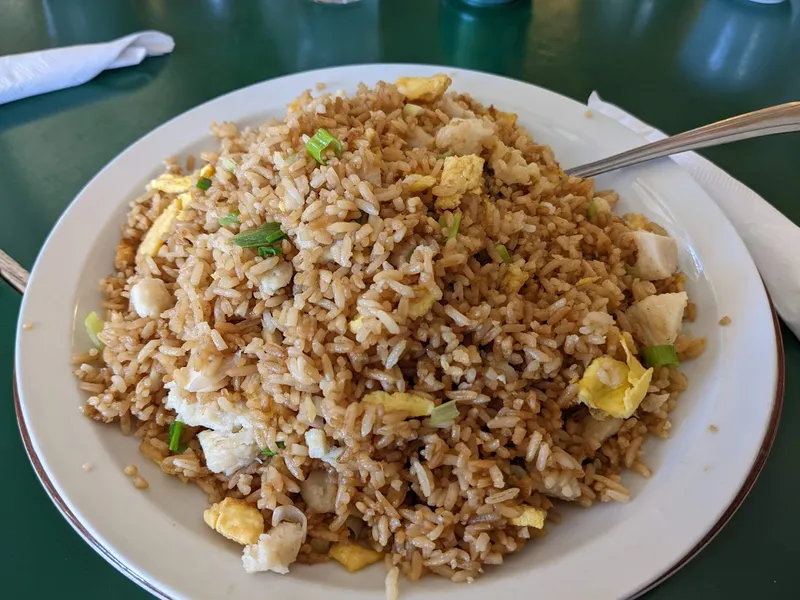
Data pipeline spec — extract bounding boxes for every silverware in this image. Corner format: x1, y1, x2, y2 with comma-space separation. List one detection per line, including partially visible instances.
0, 249, 28, 294
566, 101, 800, 178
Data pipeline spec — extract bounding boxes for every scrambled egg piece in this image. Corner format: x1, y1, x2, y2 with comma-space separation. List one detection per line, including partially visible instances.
138, 199, 181, 257
576, 276, 600, 286
199, 164, 215, 178
395, 74, 452, 102
148, 173, 191, 194
203, 497, 264, 545
434, 154, 484, 210
577, 338, 653, 419
623, 213, 649, 231
510, 506, 546, 529
362, 391, 434, 417
403, 174, 437, 192
329, 542, 383, 572
348, 315, 364, 334
502, 265, 528, 294
408, 285, 437, 319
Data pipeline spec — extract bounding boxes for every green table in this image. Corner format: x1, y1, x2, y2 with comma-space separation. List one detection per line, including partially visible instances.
2, 0, 799, 597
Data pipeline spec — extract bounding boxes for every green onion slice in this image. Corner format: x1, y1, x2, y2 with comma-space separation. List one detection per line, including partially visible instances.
260, 440, 286, 458
84, 311, 104, 349
168, 421, 185, 452
232, 222, 285, 248
641, 345, 679, 368
438, 151, 454, 159
258, 245, 282, 257
221, 157, 237, 172
624, 265, 639, 277
306, 128, 343, 164
197, 177, 212, 191
496, 244, 512, 264
218, 210, 240, 226
447, 213, 462, 239
586, 199, 597, 223
429, 400, 459, 426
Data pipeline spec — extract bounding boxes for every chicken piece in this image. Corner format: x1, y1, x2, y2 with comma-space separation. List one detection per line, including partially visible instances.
626, 292, 688, 347
362, 391, 434, 417
300, 469, 338, 513
242, 522, 305, 574
582, 415, 623, 450
509, 506, 546, 528
204, 497, 264, 545
630, 231, 678, 280
259, 260, 293, 296
137, 199, 181, 257
489, 141, 541, 185
164, 384, 249, 432
198, 429, 260, 476
502, 265, 528, 294
329, 542, 383, 573
408, 285, 438, 319
129, 277, 172, 318
148, 174, 191, 194
434, 118, 495, 156
304, 429, 329, 459
434, 154, 484, 210
173, 359, 229, 394
395, 74, 452, 102
402, 174, 437, 192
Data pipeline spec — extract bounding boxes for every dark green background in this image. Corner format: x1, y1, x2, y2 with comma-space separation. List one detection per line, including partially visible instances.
2, 0, 799, 597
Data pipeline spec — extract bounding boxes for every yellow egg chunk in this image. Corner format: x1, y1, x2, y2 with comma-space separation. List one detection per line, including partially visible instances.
199, 164, 215, 178
434, 154, 485, 210
148, 173, 192, 194
362, 391, 434, 417
203, 497, 264, 545
502, 264, 528, 294
137, 199, 181, 257
348, 314, 364, 334
509, 506, 546, 529
395, 74, 452, 102
329, 542, 383, 572
577, 338, 653, 419
407, 286, 437, 319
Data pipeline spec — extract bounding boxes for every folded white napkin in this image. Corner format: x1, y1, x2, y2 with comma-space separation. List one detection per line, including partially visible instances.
0, 31, 174, 105
588, 91, 800, 338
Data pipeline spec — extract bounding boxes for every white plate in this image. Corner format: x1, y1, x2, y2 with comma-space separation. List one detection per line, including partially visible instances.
15, 65, 782, 600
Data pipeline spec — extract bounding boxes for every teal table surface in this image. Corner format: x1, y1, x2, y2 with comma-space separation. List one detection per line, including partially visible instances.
2, 0, 799, 597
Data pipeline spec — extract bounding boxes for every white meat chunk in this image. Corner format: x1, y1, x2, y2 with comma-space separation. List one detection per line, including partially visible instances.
489, 141, 541, 185
241, 522, 305, 574
304, 429, 328, 459
130, 277, 172, 318
173, 361, 229, 394
164, 384, 250, 432
631, 231, 678, 280
300, 469, 338, 513
434, 118, 495, 156
198, 429, 260, 476
259, 260, 293, 296
582, 415, 623, 450
626, 292, 689, 347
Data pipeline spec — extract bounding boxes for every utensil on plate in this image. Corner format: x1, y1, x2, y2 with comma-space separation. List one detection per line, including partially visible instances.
566, 101, 800, 178
0, 249, 27, 293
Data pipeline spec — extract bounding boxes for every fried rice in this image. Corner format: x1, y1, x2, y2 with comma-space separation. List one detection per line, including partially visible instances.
74, 75, 703, 593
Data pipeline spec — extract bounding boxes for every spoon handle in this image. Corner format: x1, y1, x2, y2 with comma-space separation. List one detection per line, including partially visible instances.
566, 102, 800, 178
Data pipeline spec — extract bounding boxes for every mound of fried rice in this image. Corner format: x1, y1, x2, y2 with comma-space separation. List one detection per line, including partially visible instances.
74, 76, 704, 593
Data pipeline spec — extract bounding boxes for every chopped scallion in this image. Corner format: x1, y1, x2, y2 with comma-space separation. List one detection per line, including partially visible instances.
641, 345, 679, 368
438, 151, 454, 159
496, 244, 512, 264
232, 222, 285, 248
84, 311, 104, 349
586, 199, 597, 223
168, 421, 184, 452
218, 210, 240, 226
197, 177, 212, 191
221, 157, 237, 172
258, 245, 282, 257
306, 128, 343, 164
624, 265, 639, 277
438, 215, 448, 229
429, 400, 459, 426
447, 213, 462, 239
260, 440, 286, 457
277, 441, 286, 449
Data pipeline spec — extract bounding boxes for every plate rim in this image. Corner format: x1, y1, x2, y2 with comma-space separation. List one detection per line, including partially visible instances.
13, 63, 785, 599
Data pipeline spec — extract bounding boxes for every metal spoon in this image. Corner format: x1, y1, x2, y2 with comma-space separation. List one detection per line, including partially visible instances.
566, 101, 800, 178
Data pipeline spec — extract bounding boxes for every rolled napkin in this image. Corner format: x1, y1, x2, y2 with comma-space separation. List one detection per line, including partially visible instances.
588, 91, 800, 339
0, 31, 174, 105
